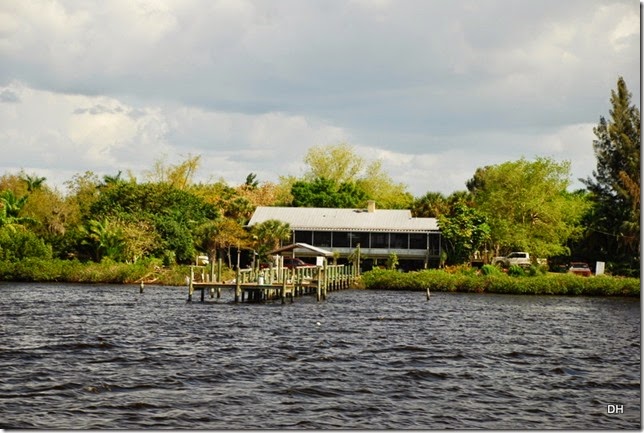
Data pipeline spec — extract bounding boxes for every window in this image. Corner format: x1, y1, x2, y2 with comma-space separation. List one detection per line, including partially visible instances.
313, 231, 331, 247
332, 231, 350, 247
294, 231, 313, 244
371, 232, 389, 248
428, 233, 441, 255
390, 233, 408, 249
409, 233, 427, 249
350, 232, 370, 248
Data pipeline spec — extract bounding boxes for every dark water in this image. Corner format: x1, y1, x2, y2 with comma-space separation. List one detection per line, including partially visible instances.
0, 282, 640, 429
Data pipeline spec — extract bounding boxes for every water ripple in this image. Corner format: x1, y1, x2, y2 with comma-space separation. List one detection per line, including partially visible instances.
0, 283, 639, 429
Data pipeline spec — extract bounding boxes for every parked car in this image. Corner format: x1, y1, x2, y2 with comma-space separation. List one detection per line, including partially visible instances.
568, 262, 592, 277
493, 252, 532, 268
283, 258, 315, 269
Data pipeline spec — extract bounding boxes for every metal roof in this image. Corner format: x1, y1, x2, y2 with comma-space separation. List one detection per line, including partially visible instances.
248, 206, 439, 232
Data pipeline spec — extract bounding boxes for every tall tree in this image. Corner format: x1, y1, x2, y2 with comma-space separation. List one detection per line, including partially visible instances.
299, 143, 412, 208
411, 192, 450, 217
582, 77, 640, 275
469, 157, 589, 258
145, 154, 201, 190
251, 219, 292, 263
438, 202, 491, 265
21, 174, 46, 192
291, 177, 367, 208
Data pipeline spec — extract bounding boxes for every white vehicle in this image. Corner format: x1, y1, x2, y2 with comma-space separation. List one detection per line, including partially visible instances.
493, 252, 532, 268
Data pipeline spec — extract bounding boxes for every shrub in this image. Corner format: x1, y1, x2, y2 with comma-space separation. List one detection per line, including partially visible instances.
361, 268, 640, 297
481, 264, 503, 276
508, 265, 526, 277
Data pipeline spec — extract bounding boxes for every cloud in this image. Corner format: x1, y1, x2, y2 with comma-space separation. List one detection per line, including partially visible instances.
0, 0, 639, 197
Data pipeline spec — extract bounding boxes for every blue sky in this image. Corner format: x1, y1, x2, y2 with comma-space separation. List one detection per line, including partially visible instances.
0, 0, 640, 196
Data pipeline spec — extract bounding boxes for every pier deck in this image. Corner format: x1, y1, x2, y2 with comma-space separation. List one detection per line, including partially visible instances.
187, 262, 358, 303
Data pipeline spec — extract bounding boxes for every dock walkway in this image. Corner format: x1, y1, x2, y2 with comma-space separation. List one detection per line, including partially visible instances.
187, 262, 358, 303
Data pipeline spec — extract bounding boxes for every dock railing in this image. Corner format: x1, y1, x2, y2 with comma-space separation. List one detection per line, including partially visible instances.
187, 262, 357, 303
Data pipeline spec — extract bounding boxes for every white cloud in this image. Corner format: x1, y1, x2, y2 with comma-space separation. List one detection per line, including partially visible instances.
0, 0, 638, 197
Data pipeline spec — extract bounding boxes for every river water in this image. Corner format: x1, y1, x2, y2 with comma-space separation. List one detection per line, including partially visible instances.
0, 282, 640, 429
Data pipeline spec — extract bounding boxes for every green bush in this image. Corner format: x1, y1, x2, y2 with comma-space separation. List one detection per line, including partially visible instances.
361, 269, 640, 297
0, 228, 52, 261
508, 265, 526, 277
481, 264, 503, 276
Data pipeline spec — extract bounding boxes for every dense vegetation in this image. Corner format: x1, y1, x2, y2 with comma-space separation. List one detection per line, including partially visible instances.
362, 268, 640, 297
0, 77, 639, 282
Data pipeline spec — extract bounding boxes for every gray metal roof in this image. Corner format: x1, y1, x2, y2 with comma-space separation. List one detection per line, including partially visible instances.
248, 206, 439, 232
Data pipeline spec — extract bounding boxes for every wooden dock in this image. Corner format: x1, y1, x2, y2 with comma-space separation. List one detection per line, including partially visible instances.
187, 262, 359, 303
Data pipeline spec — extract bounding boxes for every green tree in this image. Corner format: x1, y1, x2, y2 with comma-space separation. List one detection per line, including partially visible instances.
82, 218, 125, 261
88, 181, 218, 263
291, 177, 368, 208
251, 219, 291, 263
469, 157, 589, 258
0, 190, 28, 218
299, 143, 412, 208
438, 202, 491, 265
582, 77, 640, 275
411, 192, 450, 217
0, 226, 52, 261
195, 217, 249, 268
21, 174, 46, 192
145, 154, 201, 190
304, 143, 364, 184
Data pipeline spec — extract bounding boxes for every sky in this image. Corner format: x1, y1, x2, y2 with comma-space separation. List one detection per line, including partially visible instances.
0, 0, 640, 197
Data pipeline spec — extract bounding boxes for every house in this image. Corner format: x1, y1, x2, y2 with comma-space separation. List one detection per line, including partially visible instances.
247, 200, 441, 270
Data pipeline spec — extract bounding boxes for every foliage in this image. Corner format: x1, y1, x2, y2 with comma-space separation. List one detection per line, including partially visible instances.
582, 76, 640, 276
0, 227, 52, 261
361, 268, 640, 297
88, 181, 218, 263
386, 252, 399, 270
507, 265, 526, 277
468, 157, 589, 258
438, 202, 490, 264
411, 192, 450, 217
144, 154, 201, 190
299, 143, 413, 209
250, 219, 291, 263
480, 264, 503, 276
291, 177, 368, 208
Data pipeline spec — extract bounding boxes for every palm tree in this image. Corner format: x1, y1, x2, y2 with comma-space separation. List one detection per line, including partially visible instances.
82, 218, 124, 261
21, 174, 46, 192
0, 203, 36, 231
0, 190, 28, 217
251, 219, 291, 263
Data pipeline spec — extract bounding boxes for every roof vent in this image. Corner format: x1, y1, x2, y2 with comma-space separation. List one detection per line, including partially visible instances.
367, 200, 376, 213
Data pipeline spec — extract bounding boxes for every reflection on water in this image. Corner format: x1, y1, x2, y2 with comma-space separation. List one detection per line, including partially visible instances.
0, 283, 640, 429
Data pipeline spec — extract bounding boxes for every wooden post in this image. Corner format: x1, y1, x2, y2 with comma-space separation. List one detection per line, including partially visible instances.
139, 281, 144, 293
200, 287, 205, 302
235, 270, 241, 303
281, 277, 286, 304
235, 248, 241, 303
188, 266, 194, 301
316, 266, 322, 302
210, 258, 215, 283
322, 262, 327, 300
426, 287, 431, 301
217, 258, 223, 283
